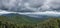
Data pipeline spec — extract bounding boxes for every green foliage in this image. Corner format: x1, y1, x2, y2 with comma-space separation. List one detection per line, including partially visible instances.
0, 15, 40, 24
0, 15, 60, 28
0, 15, 38, 28
38, 18, 60, 28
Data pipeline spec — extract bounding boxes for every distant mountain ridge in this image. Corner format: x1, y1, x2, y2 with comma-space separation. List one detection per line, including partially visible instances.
0, 13, 42, 24
0, 12, 60, 24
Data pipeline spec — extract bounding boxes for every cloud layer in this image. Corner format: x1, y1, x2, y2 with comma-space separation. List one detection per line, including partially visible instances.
0, 0, 60, 18
0, 0, 60, 12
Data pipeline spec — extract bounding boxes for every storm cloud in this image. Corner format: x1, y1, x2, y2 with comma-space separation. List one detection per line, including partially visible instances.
1, 0, 60, 12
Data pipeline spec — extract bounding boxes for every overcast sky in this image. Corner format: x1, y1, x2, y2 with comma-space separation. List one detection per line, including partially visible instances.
0, 0, 60, 14
0, 0, 60, 17
0, 0, 60, 12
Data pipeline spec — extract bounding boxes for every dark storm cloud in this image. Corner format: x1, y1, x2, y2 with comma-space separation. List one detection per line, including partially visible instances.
0, 0, 60, 12
0, 0, 45, 12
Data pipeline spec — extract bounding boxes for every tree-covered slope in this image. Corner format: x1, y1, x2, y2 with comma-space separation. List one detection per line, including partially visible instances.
0, 13, 41, 24
38, 18, 60, 28
0, 17, 60, 28
0, 13, 60, 28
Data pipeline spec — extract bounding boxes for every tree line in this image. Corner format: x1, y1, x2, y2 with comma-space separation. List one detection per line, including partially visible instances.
0, 18, 60, 28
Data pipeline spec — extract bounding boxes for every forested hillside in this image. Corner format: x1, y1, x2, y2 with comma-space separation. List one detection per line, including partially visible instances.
0, 15, 60, 28
38, 18, 60, 28
0, 14, 41, 24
